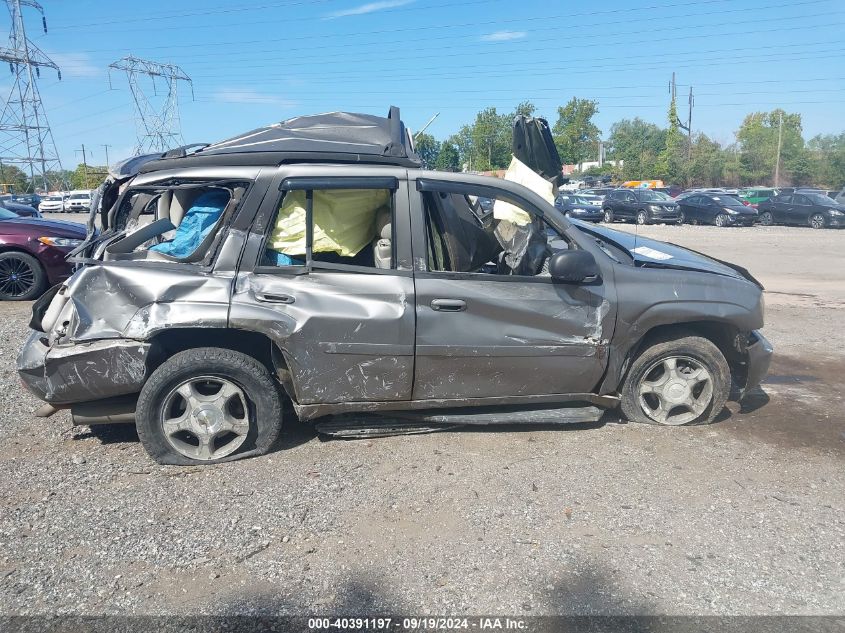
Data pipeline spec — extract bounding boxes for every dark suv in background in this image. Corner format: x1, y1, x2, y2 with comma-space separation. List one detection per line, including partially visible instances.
757, 191, 845, 229
602, 188, 681, 225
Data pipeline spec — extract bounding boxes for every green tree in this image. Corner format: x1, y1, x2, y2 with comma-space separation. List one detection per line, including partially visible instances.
736, 109, 804, 185
687, 133, 725, 187
807, 133, 845, 188
655, 97, 686, 184
0, 163, 30, 193
552, 98, 600, 165
434, 141, 460, 171
414, 132, 440, 169
606, 118, 666, 180
69, 163, 108, 190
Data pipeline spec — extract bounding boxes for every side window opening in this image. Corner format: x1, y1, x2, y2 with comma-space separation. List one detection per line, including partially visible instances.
421, 189, 572, 277
103, 181, 246, 264
263, 187, 395, 271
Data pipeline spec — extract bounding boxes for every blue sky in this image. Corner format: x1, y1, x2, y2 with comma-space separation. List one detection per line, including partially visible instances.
6, 0, 845, 168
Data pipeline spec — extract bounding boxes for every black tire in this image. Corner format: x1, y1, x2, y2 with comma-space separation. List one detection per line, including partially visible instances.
620, 334, 730, 426
809, 213, 826, 229
714, 213, 729, 227
636, 209, 650, 225
0, 251, 46, 301
603, 209, 614, 223
136, 347, 283, 465
677, 210, 686, 224
759, 211, 774, 226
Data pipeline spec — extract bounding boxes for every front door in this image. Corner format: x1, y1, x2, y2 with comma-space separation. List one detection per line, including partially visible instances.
408, 176, 613, 401
230, 168, 416, 404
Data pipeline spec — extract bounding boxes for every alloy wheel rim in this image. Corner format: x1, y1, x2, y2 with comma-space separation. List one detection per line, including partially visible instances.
637, 356, 714, 426
161, 376, 252, 460
811, 214, 824, 229
0, 256, 36, 297
761, 212, 773, 225
637, 212, 647, 224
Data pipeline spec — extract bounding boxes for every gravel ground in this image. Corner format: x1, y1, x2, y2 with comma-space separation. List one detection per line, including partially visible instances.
0, 218, 843, 616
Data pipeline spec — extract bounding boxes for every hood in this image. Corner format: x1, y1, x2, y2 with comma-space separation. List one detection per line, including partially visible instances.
0, 217, 88, 238
572, 220, 762, 286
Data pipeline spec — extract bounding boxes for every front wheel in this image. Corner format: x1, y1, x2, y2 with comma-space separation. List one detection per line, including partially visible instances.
636, 210, 650, 225
809, 213, 826, 229
714, 213, 729, 227
136, 347, 283, 464
759, 211, 774, 226
620, 335, 730, 426
603, 209, 614, 223
0, 251, 46, 301
677, 211, 686, 224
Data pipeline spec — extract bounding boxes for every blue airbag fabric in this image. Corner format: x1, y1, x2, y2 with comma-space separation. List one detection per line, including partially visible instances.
150, 189, 230, 258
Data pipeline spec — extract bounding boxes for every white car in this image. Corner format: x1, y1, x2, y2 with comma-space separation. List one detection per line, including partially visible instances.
64, 190, 91, 212
39, 193, 67, 213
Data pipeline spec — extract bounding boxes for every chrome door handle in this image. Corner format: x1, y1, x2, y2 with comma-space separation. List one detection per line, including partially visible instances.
431, 298, 466, 312
256, 292, 295, 304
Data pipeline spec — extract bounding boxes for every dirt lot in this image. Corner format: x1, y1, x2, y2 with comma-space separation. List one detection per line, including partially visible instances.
0, 218, 843, 616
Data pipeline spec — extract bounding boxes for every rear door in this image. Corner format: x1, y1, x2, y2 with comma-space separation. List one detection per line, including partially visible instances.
787, 194, 812, 225
680, 195, 703, 222
408, 175, 613, 401
770, 195, 791, 223
230, 166, 416, 405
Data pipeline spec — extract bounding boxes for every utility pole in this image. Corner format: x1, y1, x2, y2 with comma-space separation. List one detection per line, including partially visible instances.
0, 0, 64, 192
75, 144, 88, 188
671, 73, 694, 162
774, 111, 783, 187
102, 144, 111, 168
108, 56, 194, 155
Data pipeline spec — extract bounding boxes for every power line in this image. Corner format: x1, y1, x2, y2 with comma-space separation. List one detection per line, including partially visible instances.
158, 0, 834, 67
0, 0, 65, 191
108, 56, 193, 155
70, 0, 822, 53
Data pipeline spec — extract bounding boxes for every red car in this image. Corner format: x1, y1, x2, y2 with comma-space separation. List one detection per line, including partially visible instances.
0, 207, 87, 301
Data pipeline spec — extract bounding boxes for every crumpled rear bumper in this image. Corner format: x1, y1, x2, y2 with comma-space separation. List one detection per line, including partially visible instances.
17, 330, 151, 405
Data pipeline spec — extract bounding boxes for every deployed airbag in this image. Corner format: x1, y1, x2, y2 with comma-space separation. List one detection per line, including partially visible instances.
149, 189, 230, 259
269, 188, 389, 257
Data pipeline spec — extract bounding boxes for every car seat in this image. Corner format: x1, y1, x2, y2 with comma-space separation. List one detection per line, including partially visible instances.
373, 208, 392, 269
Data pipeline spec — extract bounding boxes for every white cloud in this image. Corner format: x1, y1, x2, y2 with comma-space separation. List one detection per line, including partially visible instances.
213, 89, 297, 107
325, 0, 414, 19
48, 52, 101, 78
480, 30, 527, 42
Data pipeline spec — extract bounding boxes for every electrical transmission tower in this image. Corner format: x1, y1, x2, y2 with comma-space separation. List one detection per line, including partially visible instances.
0, 0, 64, 192
109, 56, 193, 155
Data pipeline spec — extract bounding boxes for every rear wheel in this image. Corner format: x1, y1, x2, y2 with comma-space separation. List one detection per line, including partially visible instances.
136, 347, 283, 465
620, 335, 730, 426
714, 213, 729, 227
636, 210, 650, 225
759, 211, 774, 226
677, 210, 686, 224
0, 251, 46, 301
809, 213, 826, 229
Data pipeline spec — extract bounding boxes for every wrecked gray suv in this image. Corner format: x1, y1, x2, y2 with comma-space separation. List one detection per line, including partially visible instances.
18, 108, 772, 465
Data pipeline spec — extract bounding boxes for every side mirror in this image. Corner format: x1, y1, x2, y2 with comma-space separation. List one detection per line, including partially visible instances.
548, 250, 600, 283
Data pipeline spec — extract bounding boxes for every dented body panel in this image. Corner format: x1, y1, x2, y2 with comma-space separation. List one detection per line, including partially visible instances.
17, 160, 772, 422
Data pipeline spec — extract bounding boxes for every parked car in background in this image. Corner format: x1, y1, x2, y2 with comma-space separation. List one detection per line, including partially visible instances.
677, 193, 758, 226
581, 187, 614, 198
757, 191, 845, 229
0, 207, 86, 300
835, 186, 845, 205
10, 193, 42, 209
0, 196, 41, 218
64, 190, 92, 212
602, 188, 681, 224
554, 193, 604, 222
738, 187, 777, 208
38, 194, 67, 213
